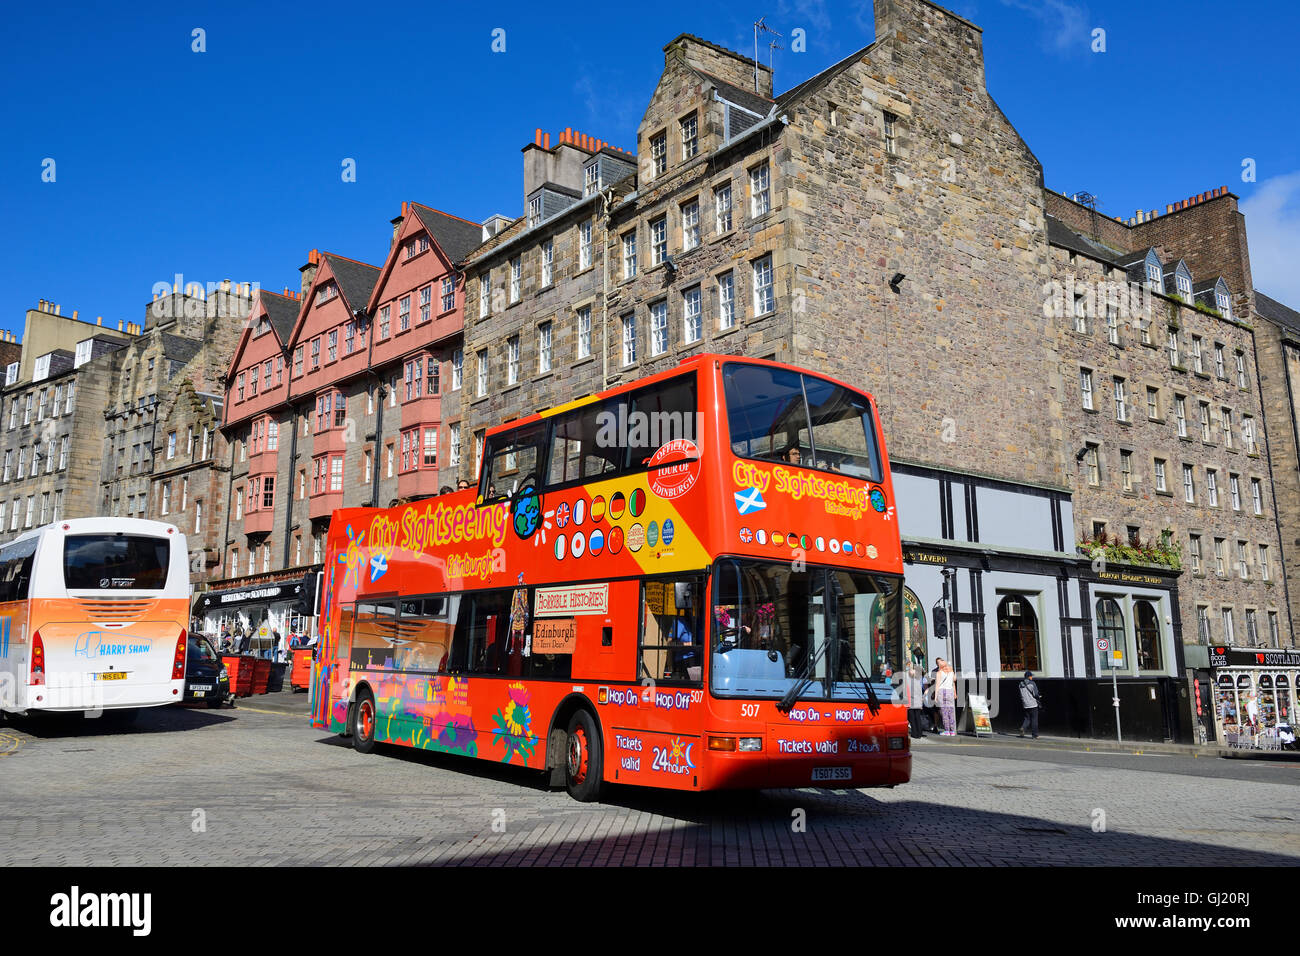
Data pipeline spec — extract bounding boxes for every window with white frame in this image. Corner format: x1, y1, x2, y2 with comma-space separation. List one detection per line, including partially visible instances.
1183, 464, 1195, 503
650, 217, 667, 266
1079, 368, 1093, 410
1120, 449, 1132, 491
1214, 537, 1226, 575
577, 306, 592, 360
528, 196, 541, 228
683, 288, 702, 344
1192, 336, 1203, 373
449, 426, 460, 467
715, 183, 733, 233
622, 231, 637, 279
477, 349, 488, 397
1167, 328, 1180, 367
1260, 544, 1270, 582
1146, 387, 1159, 419
1243, 415, 1256, 454
1251, 478, 1263, 515
1270, 611, 1280, 647
1207, 468, 1219, 507
680, 113, 698, 160
1085, 444, 1100, 486
579, 220, 592, 270
752, 255, 774, 315
1199, 401, 1211, 442
1237, 540, 1249, 579
583, 163, 599, 198
1175, 395, 1187, 437
650, 301, 668, 356
622, 313, 637, 366
1189, 534, 1201, 573
718, 272, 736, 330
651, 131, 667, 176
1236, 351, 1247, 388
883, 111, 897, 155
1230, 473, 1241, 511
75, 341, 92, 368
479, 276, 490, 318
418, 285, 431, 324
399, 294, 411, 332
1214, 343, 1226, 378
750, 162, 770, 217
507, 336, 520, 385
542, 240, 553, 286
1222, 407, 1233, 448
538, 322, 552, 374
452, 349, 463, 390
682, 200, 700, 251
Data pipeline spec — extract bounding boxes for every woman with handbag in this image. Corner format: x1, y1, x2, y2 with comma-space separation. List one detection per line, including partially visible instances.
934, 658, 957, 736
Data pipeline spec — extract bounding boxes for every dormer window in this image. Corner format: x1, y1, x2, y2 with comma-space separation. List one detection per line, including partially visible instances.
33, 355, 51, 382
1145, 261, 1161, 291
75, 340, 92, 368
256, 316, 271, 336
583, 163, 600, 197
528, 196, 542, 228
1176, 272, 1192, 300
317, 282, 337, 304
1217, 286, 1232, 321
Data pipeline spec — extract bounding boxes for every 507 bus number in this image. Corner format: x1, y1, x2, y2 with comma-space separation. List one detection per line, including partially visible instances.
741, 703, 760, 718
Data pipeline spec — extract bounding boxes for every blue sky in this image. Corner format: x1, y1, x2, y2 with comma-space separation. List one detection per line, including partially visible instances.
1, 0, 1297, 338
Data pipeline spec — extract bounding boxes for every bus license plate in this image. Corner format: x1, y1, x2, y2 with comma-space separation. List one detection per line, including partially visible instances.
96, 672, 127, 681
190, 684, 212, 692
812, 767, 852, 782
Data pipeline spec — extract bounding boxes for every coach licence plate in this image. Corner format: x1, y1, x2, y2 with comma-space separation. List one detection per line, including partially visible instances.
95, 672, 127, 681
812, 767, 852, 782
190, 684, 213, 692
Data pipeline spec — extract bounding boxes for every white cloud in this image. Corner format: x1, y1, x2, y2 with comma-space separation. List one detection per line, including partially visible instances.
999, 0, 1088, 55
1241, 171, 1300, 307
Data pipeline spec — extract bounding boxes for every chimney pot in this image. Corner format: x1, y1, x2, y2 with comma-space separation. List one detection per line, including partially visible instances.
543, 132, 551, 149
73, 310, 78, 319
535, 128, 542, 145
97, 316, 102, 325
117, 319, 122, 330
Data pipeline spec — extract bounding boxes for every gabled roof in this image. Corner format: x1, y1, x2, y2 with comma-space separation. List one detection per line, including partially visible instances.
1162, 259, 1190, 277
1193, 277, 1228, 296
1255, 290, 1300, 336
687, 66, 774, 118
261, 290, 299, 342
410, 204, 483, 264
1119, 247, 1161, 269
774, 41, 878, 111
320, 253, 380, 313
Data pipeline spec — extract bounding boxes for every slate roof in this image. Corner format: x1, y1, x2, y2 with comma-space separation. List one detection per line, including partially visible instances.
322, 254, 380, 311
688, 67, 774, 117
1046, 216, 1125, 266
261, 291, 299, 341
161, 333, 201, 366
411, 204, 484, 264
1255, 290, 1300, 336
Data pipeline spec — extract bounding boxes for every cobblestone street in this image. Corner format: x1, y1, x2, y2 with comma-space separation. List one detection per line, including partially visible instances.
2, 697, 1298, 866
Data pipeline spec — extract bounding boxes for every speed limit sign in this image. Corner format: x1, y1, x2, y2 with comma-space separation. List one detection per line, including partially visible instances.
1096, 637, 1109, 652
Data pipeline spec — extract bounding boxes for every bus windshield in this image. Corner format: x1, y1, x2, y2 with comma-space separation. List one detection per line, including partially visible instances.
723, 363, 881, 481
63, 534, 171, 590
710, 558, 901, 703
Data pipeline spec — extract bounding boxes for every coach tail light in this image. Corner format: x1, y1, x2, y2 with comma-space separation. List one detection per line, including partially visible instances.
172, 630, 188, 681
30, 630, 45, 686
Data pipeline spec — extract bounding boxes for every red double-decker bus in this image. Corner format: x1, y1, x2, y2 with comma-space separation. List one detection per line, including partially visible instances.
310, 355, 910, 800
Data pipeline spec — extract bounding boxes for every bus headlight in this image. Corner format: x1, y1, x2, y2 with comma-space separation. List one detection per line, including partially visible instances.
738, 737, 763, 752
707, 736, 737, 751
219, 667, 228, 681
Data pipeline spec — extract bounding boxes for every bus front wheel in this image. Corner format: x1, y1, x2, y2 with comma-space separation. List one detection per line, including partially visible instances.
564, 710, 604, 802
352, 691, 377, 754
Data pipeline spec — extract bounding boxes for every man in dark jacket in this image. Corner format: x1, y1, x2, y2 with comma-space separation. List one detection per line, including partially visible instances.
1018, 671, 1042, 738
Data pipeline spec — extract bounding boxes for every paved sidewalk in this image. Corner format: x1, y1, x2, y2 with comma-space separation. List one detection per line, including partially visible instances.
912, 729, 1300, 760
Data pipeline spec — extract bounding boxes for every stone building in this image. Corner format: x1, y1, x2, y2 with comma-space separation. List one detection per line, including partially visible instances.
0, 301, 136, 542
1046, 197, 1289, 660
456, 0, 1296, 740
99, 281, 256, 522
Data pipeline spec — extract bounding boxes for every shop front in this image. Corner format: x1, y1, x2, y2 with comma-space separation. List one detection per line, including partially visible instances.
1204, 646, 1300, 750
194, 567, 321, 656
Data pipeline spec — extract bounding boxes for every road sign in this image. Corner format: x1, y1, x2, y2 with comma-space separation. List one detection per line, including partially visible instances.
1096, 637, 1109, 652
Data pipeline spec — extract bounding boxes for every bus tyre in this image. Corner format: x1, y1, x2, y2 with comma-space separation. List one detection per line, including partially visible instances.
564, 710, 604, 802
352, 691, 377, 754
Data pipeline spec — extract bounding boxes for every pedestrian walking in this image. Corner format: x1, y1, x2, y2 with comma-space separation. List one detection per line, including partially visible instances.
905, 661, 925, 738
1018, 670, 1042, 738
934, 657, 956, 736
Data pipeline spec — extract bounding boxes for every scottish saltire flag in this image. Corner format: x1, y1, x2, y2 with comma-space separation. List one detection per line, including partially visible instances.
734, 487, 766, 515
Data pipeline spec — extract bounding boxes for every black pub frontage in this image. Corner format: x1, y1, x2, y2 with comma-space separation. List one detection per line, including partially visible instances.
893, 462, 1195, 744
194, 566, 322, 652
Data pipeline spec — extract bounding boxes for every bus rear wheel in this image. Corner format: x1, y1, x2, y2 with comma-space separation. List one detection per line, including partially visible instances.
352, 691, 377, 754
564, 710, 603, 802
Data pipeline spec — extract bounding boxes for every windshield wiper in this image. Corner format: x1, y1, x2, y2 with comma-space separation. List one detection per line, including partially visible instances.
777, 640, 828, 712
